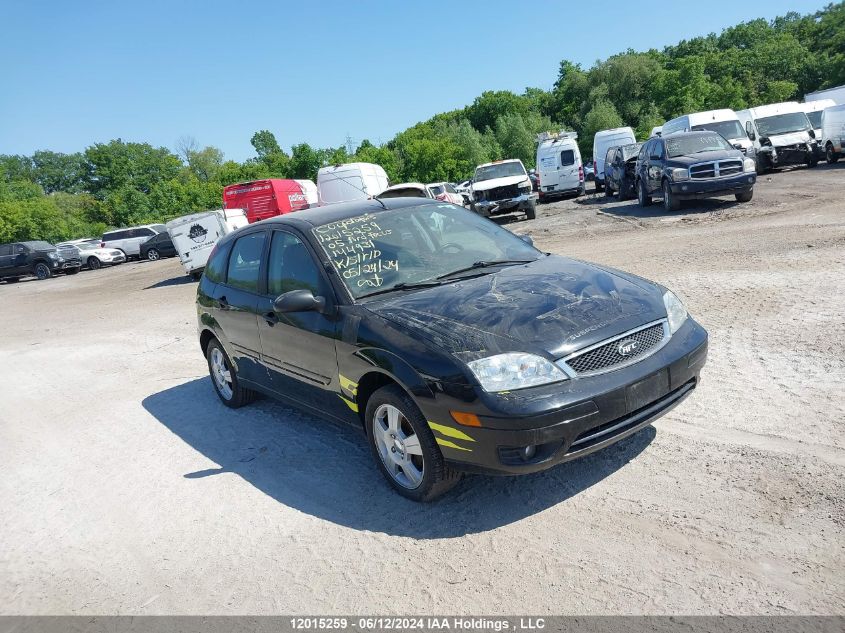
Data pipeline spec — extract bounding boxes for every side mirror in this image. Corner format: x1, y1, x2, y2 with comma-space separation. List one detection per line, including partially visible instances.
520, 234, 534, 246
808, 129, 816, 139
745, 122, 756, 142
273, 289, 326, 313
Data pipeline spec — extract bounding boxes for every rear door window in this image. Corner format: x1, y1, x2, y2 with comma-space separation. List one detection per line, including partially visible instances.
560, 149, 575, 166
0, 245, 11, 256
226, 232, 266, 292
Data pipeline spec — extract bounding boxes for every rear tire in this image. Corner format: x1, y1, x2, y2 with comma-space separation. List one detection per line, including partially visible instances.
87, 256, 102, 270
206, 339, 257, 408
826, 144, 839, 164
34, 262, 51, 280
637, 179, 652, 207
735, 189, 753, 203
365, 384, 462, 502
147, 248, 160, 261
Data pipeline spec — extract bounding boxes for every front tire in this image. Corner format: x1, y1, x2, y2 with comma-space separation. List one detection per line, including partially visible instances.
365, 384, 461, 502
147, 248, 160, 261
637, 179, 652, 207
524, 201, 536, 220
87, 256, 102, 270
34, 263, 52, 280
663, 180, 680, 212
735, 189, 753, 203
206, 339, 257, 408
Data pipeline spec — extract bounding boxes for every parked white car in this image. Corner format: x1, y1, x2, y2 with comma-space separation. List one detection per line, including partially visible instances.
375, 183, 434, 199
470, 159, 536, 220
821, 103, 845, 163
57, 238, 126, 270
427, 182, 465, 206
736, 102, 818, 171
101, 224, 168, 259
593, 127, 636, 192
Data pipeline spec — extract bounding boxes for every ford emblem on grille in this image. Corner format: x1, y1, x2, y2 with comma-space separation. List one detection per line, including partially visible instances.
617, 338, 640, 356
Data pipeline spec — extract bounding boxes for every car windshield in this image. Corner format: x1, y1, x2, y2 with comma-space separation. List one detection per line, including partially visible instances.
692, 119, 745, 140
75, 242, 99, 251
428, 184, 445, 195
152, 224, 167, 233
806, 111, 823, 128
665, 134, 732, 157
474, 162, 525, 182
313, 204, 541, 299
620, 143, 642, 161
755, 112, 811, 137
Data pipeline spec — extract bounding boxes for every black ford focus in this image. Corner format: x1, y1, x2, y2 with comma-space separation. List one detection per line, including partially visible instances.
197, 198, 707, 501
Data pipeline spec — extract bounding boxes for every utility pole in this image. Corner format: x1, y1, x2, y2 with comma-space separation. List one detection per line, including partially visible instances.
345, 134, 355, 155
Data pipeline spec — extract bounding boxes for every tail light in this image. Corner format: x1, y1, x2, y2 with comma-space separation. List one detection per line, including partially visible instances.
579, 165, 584, 181
594, 160, 598, 175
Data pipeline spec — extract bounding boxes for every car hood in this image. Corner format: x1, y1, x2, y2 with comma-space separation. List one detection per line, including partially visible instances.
366, 255, 666, 360
666, 149, 744, 166
767, 131, 812, 147
472, 174, 527, 192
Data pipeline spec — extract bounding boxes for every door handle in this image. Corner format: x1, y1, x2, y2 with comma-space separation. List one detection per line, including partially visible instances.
219, 296, 231, 311
263, 311, 278, 326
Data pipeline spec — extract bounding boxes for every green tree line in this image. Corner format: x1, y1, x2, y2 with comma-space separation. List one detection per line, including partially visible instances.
2, 3, 842, 243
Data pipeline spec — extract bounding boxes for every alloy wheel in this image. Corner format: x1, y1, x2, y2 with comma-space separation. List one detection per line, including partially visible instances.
35, 263, 50, 280
210, 347, 233, 400
372, 404, 424, 489
147, 249, 160, 261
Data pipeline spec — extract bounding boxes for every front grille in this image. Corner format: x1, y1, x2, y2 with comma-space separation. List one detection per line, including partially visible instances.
561, 322, 667, 376
484, 183, 520, 201
689, 159, 743, 179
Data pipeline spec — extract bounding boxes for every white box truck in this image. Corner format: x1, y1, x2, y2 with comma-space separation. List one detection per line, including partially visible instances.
317, 163, 389, 206
166, 209, 248, 279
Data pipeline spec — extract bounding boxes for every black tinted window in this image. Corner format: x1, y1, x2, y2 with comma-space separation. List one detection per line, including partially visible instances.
652, 142, 664, 159
0, 245, 11, 256
267, 231, 323, 297
205, 241, 231, 283
226, 232, 266, 292
136, 228, 155, 237
560, 150, 575, 166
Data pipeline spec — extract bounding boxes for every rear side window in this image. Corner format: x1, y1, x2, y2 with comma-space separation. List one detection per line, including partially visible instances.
136, 228, 155, 237
0, 245, 11, 256
204, 241, 231, 284
226, 232, 266, 292
560, 150, 575, 166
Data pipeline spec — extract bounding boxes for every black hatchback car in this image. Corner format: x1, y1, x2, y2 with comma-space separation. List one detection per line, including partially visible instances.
197, 199, 708, 501
140, 232, 177, 261
635, 131, 757, 212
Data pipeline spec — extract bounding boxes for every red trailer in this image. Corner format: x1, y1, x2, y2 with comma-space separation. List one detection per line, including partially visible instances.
222, 179, 309, 223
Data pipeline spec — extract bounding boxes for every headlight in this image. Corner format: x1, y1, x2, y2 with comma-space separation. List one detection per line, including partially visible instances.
670, 168, 689, 181
663, 290, 688, 334
467, 352, 567, 392
48, 252, 59, 259
743, 158, 756, 173
518, 179, 531, 190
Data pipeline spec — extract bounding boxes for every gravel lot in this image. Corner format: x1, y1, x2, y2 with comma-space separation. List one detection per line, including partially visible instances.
1, 164, 843, 615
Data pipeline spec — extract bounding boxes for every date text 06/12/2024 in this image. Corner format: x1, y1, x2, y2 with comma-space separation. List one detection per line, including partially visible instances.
289, 617, 547, 631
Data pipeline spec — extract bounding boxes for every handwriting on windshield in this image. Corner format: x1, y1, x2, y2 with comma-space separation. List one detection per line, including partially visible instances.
315, 213, 399, 288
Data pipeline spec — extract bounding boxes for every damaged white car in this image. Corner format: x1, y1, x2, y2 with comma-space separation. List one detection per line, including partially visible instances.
469, 159, 537, 220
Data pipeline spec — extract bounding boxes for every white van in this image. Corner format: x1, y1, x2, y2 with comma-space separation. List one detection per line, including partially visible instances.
821, 104, 845, 164
736, 102, 818, 171
316, 163, 389, 206
166, 209, 248, 279
535, 131, 584, 200
661, 109, 754, 158
799, 99, 836, 140
593, 127, 636, 192
294, 179, 319, 207
101, 223, 168, 259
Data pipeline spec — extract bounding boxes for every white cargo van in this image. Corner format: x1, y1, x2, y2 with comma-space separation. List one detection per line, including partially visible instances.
661, 109, 754, 157
736, 102, 819, 171
166, 209, 248, 279
316, 163, 389, 206
821, 104, 845, 164
593, 127, 636, 192
800, 99, 836, 140
535, 131, 584, 201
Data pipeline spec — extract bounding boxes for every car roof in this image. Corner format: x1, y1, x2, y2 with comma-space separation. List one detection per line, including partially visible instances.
249, 197, 442, 231
476, 159, 523, 168
660, 130, 719, 139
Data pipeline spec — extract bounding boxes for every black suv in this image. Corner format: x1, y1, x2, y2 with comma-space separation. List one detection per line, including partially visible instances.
635, 131, 757, 212
0, 241, 82, 282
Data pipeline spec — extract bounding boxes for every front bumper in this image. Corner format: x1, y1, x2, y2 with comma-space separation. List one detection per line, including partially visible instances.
670, 173, 756, 200
473, 193, 536, 216
51, 259, 82, 271
761, 143, 816, 167
422, 317, 708, 475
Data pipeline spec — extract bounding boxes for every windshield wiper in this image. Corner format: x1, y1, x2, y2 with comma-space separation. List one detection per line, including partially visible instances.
436, 259, 535, 280
360, 280, 443, 299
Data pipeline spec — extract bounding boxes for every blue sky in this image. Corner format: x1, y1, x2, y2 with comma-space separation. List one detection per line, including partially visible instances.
1, 0, 829, 162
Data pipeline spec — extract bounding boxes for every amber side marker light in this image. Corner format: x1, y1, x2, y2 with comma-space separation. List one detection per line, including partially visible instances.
450, 411, 482, 427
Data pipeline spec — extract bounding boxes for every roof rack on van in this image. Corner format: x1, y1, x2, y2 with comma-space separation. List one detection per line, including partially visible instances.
536, 130, 578, 143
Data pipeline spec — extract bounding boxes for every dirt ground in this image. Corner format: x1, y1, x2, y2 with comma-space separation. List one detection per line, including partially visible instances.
1, 163, 843, 615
